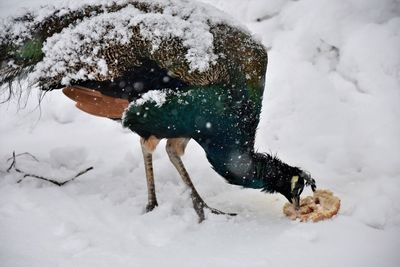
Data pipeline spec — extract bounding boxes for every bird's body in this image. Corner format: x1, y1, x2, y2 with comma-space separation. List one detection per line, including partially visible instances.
0, 0, 316, 221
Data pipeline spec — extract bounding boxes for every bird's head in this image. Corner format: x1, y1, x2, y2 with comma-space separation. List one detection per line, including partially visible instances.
256, 154, 317, 208
274, 168, 317, 210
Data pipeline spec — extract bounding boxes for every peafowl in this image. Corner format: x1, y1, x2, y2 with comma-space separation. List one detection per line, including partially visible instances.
0, 0, 316, 221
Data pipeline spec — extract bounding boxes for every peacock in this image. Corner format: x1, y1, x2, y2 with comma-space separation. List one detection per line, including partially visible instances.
0, 0, 316, 221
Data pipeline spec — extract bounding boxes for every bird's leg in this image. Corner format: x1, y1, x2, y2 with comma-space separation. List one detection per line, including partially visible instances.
166, 138, 236, 222
140, 136, 160, 212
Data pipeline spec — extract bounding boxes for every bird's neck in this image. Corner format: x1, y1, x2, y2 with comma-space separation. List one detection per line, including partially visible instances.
198, 140, 285, 192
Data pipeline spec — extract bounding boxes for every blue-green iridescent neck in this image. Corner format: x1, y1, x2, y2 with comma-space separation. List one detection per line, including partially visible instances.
200, 146, 284, 191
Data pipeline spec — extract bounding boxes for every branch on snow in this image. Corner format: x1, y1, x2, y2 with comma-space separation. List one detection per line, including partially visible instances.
6, 151, 93, 186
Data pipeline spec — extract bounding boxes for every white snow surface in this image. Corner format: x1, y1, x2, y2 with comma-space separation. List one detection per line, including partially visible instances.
1, 0, 400, 266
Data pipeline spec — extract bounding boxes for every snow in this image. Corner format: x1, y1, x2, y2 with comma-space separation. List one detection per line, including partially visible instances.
131, 89, 169, 107
128, 89, 191, 111
1, 0, 400, 267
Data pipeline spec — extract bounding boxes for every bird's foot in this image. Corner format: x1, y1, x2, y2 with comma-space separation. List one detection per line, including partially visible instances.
191, 194, 236, 223
145, 201, 158, 212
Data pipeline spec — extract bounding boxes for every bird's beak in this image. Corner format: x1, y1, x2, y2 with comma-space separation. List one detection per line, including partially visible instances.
291, 196, 300, 210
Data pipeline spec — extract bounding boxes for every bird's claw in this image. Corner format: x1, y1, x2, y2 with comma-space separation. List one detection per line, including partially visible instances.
207, 206, 237, 217
145, 201, 158, 212
191, 194, 236, 222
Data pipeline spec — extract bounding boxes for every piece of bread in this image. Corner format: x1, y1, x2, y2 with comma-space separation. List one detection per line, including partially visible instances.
283, 189, 340, 222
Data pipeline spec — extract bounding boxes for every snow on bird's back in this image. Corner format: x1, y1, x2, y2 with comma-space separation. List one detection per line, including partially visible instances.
3, 0, 244, 87
132, 89, 169, 108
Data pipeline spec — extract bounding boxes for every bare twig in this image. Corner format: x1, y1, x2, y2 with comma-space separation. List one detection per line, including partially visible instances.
6, 151, 93, 186
7, 151, 39, 162
6, 151, 17, 172
18, 166, 94, 186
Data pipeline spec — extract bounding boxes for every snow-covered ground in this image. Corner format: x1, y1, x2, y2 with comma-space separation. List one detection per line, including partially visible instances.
1, 0, 399, 266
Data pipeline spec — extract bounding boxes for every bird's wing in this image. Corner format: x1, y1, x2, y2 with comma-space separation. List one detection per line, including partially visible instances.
63, 86, 129, 119
72, 59, 191, 102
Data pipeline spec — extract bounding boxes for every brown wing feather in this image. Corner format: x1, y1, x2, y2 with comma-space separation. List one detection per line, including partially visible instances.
63, 86, 129, 119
